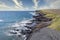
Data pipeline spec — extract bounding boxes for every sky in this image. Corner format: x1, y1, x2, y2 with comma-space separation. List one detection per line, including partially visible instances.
0, 0, 60, 11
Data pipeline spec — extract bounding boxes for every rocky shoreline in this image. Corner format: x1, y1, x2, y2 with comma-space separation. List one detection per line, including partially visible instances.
26, 11, 52, 40
6, 11, 52, 40
27, 11, 60, 40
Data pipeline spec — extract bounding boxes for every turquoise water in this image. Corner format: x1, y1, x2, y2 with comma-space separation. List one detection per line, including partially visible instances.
0, 11, 34, 40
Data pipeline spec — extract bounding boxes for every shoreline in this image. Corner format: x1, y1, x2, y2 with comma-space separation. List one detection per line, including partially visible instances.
26, 11, 52, 40
5, 10, 52, 40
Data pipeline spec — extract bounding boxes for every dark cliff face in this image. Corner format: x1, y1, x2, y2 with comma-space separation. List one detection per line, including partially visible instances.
33, 11, 52, 22
27, 11, 53, 40
27, 10, 60, 40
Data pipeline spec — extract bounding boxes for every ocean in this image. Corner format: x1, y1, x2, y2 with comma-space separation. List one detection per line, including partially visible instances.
0, 11, 34, 40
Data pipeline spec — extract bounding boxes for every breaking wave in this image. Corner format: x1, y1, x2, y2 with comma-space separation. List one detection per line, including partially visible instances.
4, 18, 34, 40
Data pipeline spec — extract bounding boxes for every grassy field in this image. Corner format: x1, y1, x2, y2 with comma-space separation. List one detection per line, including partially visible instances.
40, 10, 60, 31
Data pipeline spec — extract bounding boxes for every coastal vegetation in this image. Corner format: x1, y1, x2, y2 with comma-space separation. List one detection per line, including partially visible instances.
40, 10, 60, 31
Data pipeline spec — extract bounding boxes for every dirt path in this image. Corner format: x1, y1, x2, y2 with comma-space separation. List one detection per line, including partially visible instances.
29, 27, 60, 40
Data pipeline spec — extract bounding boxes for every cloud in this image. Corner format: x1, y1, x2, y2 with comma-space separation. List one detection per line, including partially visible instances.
49, 0, 60, 9
0, 0, 29, 11
12, 0, 23, 8
0, 0, 60, 10
12, 0, 30, 10
39, 0, 60, 9
0, 2, 11, 9
32, 0, 39, 10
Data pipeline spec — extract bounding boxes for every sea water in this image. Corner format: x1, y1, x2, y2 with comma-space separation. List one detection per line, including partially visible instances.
0, 11, 34, 40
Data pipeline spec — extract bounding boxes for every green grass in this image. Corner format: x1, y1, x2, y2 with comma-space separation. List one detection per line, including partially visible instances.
41, 10, 60, 31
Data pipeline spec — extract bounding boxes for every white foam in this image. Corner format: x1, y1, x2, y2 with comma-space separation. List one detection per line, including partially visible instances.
29, 12, 36, 16
9, 19, 32, 28
4, 31, 14, 36
5, 18, 33, 40
0, 19, 4, 22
